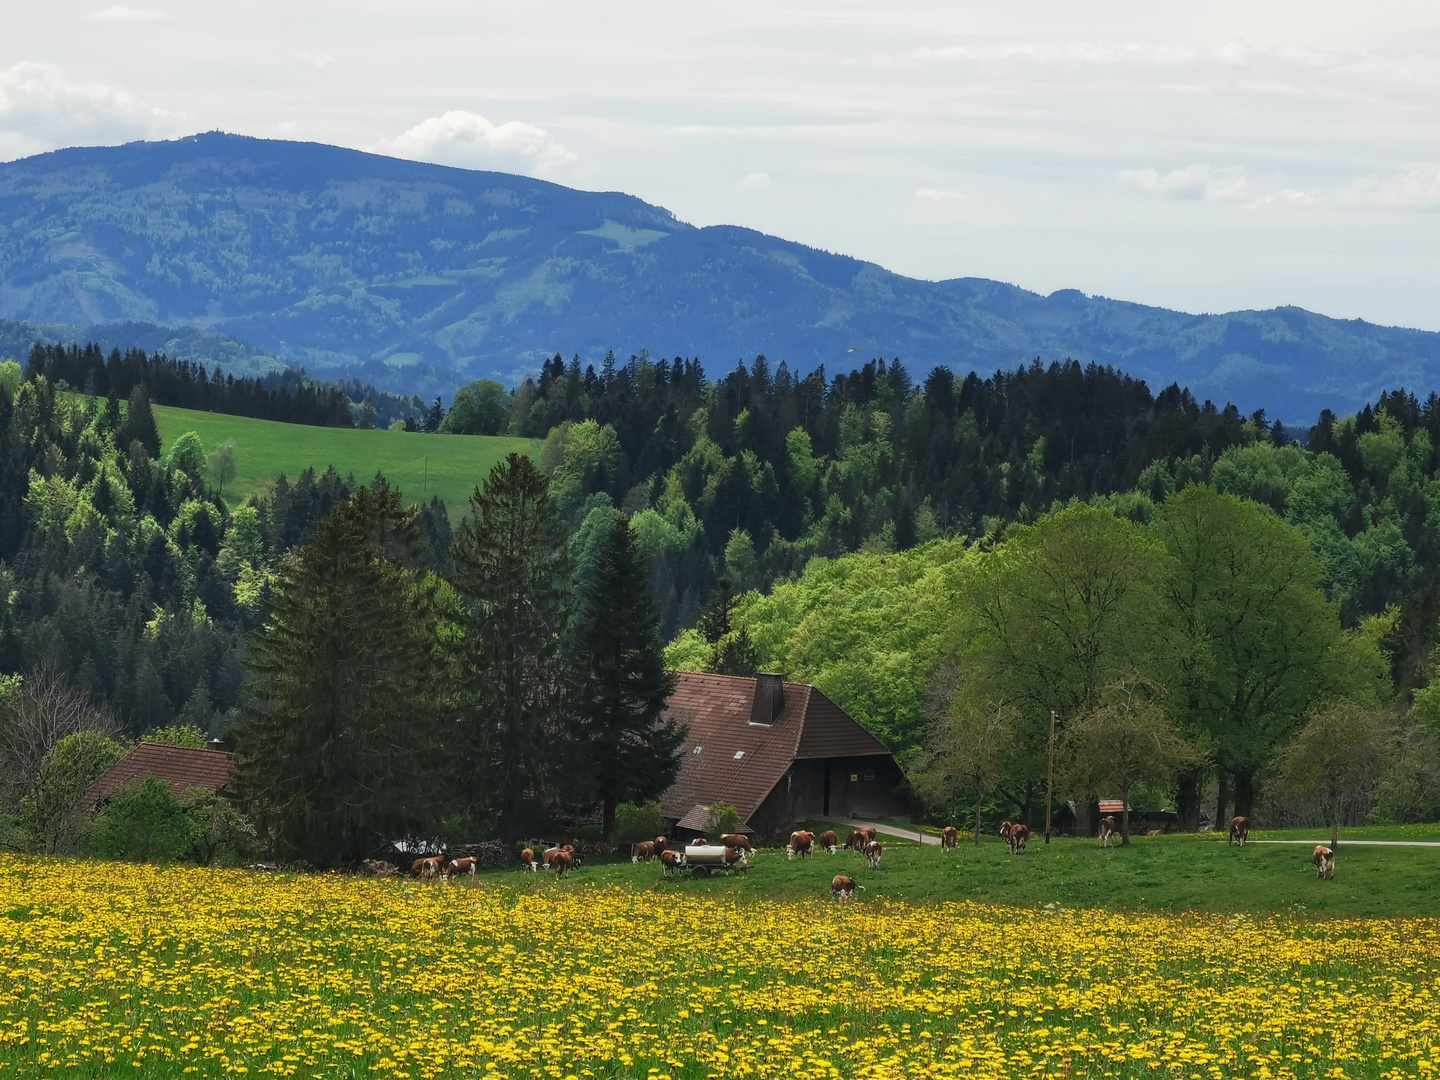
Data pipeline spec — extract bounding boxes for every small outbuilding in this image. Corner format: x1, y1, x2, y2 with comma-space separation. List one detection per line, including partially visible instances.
659, 672, 907, 842
79, 743, 235, 814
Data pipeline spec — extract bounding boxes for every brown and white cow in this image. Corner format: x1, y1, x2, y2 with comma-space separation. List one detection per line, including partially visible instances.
1313, 845, 1335, 879
724, 846, 749, 870
719, 833, 753, 853
831, 874, 860, 902
1229, 816, 1250, 847
1098, 817, 1118, 849
544, 845, 581, 871
864, 840, 883, 870
660, 849, 681, 879
411, 856, 445, 880
519, 848, 538, 872
653, 836, 668, 858
550, 851, 575, 878
445, 856, 478, 881
940, 826, 958, 851
1000, 822, 1029, 855
787, 830, 815, 860
632, 841, 655, 864
818, 830, 839, 854
845, 829, 866, 852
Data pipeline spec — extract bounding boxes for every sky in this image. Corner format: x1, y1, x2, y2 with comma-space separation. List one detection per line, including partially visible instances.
4, 1, 1440, 329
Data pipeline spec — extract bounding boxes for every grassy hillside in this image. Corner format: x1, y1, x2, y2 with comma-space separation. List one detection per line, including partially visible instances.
152, 403, 537, 519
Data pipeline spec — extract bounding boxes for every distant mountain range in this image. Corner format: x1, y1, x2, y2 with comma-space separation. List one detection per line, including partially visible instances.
1, 131, 1437, 419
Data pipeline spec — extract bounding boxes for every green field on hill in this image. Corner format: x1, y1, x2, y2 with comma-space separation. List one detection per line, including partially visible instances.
499, 829, 1440, 918
152, 404, 538, 519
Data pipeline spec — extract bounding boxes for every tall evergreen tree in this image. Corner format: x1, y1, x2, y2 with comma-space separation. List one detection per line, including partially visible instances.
230, 481, 446, 866
575, 516, 683, 844
451, 453, 572, 846
123, 384, 161, 460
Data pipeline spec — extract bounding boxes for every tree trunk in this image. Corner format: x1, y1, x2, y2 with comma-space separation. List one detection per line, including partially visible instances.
1175, 767, 1202, 833
1215, 770, 1232, 831
974, 785, 983, 845
1234, 768, 1257, 820
1331, 816, 1339, 851
1120, 785, 1131, 845
603, 798, 617, 847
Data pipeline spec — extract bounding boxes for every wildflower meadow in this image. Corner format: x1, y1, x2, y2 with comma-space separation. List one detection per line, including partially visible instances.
0, 856, 1437, 1079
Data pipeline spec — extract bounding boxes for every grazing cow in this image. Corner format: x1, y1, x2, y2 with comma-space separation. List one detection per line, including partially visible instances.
724, 846, 749, 869
660, 849, 681, 879
1098, 817, 1118, 848
519, 848, 538, 872
653, 836, 668, 858
543, 846, 581, 870
361, 859, 397, 877
719, 833, 753, 853
787, 830, 815, 860
550, 851, 575, 878
445, 856, 478, 881
845, 830, 865, 852
411, 856, 445, 880
1313, 845, 1335, 879
818, 830, 839, 854
1229, 816, 1250, 847
831, 874, 861, 902
999, 822, 1029, 854
632, 841, 655, 864
940, 826, 958, 851
864, 841, 883, 870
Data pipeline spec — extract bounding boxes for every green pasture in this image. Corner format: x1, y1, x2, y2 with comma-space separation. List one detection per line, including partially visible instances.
495, 828, 1440, 918
151, 404, 538, 519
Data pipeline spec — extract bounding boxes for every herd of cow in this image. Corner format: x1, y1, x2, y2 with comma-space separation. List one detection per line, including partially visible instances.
359, 809, 1340, 890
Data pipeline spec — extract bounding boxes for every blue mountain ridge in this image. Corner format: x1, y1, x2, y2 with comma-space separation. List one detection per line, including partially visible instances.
1, 130, 1436, 420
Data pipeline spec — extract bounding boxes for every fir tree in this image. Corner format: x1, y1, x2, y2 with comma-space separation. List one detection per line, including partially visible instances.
697, 576, 759, 676
231, 481, 447, 867
123, 384, 161, 460
451, 453, 573, 846
574, 516, 683, 844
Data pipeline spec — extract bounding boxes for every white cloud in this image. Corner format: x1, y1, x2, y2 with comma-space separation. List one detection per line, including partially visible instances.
915, 187, 965, 202
1119, 165, 1250, 202
740, 171, 773, 189
381, 110, 574, 174
86, 6, 169, 22
0, 62, 178, 154
1341, 166, 1440, 210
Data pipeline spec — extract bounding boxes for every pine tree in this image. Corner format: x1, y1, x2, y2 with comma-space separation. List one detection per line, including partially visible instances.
451, 453, 573, 846
124, 384, 161, 459
697, 576, 759, 676
575, 516, 683, 844
230, 480, 447, 866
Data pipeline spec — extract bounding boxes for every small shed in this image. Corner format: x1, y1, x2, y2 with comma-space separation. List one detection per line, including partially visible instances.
80, 743, 235, 814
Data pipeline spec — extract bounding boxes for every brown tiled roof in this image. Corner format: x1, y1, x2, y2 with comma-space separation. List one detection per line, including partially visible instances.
659, 672, 893, 825
79, 743, 235, 813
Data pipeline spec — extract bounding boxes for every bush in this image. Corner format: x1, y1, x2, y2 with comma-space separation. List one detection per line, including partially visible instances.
575, 823, 604, 842
181, 787, 256, 866
702, 801, 741, 837
90, 777, 195, 862
614, 802, 667, 844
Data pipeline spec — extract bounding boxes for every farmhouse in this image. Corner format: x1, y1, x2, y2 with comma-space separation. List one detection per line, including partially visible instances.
79, 742, 235, 814
660, 672, 906, 841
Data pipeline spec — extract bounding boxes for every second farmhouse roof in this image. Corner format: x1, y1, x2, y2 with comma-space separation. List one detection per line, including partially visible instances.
660, 672, 891, 824
79, 743, 235, 814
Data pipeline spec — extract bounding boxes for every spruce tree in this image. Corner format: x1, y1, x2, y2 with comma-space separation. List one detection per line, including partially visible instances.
575, 515, 683, 844
124, 384, 161, 459
451, 453, 572, 846
231, 480, 446, 866
697, 576, 759, 676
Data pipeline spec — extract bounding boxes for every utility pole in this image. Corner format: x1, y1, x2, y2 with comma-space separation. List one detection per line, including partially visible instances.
1045, 709, 1057, 844
424, 456, 428, 492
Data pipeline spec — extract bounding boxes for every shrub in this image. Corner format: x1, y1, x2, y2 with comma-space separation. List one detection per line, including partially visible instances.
181, 787, 256, 866
701, 801, 741, 837
21, 731, 125, 854
575, 823, 604, 842
90, 777, 195, 862
614, 802, 667, 844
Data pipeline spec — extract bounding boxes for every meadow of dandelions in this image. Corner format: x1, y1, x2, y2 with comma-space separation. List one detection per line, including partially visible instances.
0, 856, 1436, 1079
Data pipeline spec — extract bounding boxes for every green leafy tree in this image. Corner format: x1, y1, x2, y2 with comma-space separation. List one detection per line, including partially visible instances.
574, 515, 683, 844
1157, 484, 1352, 822
614, 801, 668, 844
181, 787, 257, 866
231, 480, 448, 867
701, 801, 741, 837
1272, 701, 1392, 850
912, 681, 1016, 845
441, 379, 512, 435
209, 440, 238, 499
1061, 676, 1194, 844
20, 731, 125, 854
90, 776, 195, 862
451, 453, 573, 847
143, 724, 208, 750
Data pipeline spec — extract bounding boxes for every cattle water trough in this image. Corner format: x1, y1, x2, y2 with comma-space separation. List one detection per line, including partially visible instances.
680, 844, 749, 878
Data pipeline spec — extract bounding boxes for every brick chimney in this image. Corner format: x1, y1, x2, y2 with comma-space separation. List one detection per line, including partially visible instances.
749, 673, 785, 726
